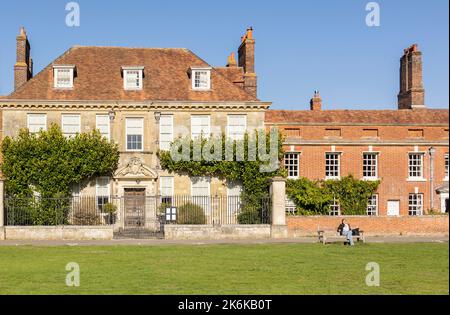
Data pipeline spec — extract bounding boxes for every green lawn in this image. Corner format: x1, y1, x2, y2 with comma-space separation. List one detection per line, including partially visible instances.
0, 243, 448, 295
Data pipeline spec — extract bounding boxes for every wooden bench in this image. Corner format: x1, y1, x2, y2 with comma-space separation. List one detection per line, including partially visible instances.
318, 230, 365, 244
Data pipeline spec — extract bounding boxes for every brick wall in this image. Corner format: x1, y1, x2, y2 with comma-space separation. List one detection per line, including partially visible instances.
287, 215, 449, 236
278, 123, 449, 215
284, 144, 448, 215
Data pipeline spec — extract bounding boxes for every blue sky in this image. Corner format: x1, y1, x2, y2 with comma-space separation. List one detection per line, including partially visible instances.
0, 0, 448, 110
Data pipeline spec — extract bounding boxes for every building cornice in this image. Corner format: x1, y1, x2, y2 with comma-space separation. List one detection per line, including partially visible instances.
284, 139, 449, 146
267, 122, 449, 127
0, 100, 271, 111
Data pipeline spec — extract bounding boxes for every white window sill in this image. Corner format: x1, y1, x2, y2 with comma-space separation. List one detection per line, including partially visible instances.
126, 149, 144, 152
124, 88, 143, 91
287, 176, 300, 180
192, 88, 211, 92
54, 87, 74, 90
325, 177, 340, 181
406, 178, 427, 182
363, 177, 379, 181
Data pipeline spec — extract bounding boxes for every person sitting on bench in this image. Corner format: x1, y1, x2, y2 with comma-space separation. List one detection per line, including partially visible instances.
337, 219, 354, 246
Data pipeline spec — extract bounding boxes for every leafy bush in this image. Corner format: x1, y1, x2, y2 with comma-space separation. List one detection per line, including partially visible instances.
323, 176, 380, 215
72, 213, 102, 226
177, 202, 206, 225
1, 124, 119, 199
286, 178, 332, 215
286, 175, 380, 216
1, 124, 119, 225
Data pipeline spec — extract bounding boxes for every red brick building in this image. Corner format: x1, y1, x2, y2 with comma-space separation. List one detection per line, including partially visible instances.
266, 45, 449, 216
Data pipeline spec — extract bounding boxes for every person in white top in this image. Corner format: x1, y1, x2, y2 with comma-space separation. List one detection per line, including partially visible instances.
337, 219, 354, 246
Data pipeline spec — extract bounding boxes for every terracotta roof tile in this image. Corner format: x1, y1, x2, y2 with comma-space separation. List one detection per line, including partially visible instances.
266, 109, 449, 125
7, 46, 257, 102
215, 67, 245, 84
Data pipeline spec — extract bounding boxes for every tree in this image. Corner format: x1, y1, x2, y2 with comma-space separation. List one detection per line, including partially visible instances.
1, 124, 119, 225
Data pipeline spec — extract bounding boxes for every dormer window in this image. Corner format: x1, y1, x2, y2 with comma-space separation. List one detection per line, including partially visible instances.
53, 65, 75, 89
191, 67, 211, 90
122, 66, 144, 90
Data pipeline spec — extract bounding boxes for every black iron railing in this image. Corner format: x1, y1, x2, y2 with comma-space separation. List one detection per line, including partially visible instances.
4, 195, 271, 226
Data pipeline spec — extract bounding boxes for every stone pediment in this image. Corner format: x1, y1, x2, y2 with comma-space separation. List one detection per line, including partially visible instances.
114, 157, 157, 179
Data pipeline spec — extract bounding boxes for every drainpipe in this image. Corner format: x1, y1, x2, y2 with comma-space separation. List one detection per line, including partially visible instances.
429, 147, 436, 211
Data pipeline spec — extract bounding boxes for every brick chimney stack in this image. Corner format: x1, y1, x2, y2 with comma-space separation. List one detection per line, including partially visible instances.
238, 27, 257, 98
14, 27, 33, 91
310, 91, 322, 111
398, 44, 425, 109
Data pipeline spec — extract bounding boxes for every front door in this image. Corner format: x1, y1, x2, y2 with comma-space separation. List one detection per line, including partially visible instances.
387, 200, 400, 216
124, 188, 146, 228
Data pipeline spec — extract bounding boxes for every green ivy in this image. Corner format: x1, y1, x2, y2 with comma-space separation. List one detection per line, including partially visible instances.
1, 123, 120, 198
286, 175, 380, 215
158, 130, 286, 222
286, 178, 332, 215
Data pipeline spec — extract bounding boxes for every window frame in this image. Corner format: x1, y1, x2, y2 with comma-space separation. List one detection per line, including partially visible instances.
191, 176, 211, 197
325, 152, 341, 180
226, 180, 243, 216
284, 153, 300, 179
445, 153, 449, 181
160, 176, 174, 205
159, 114, 174, 151
53, 65, 75, 89
190, 115, 211, 140
408, 153, 425, 180
408, 193, 423, 216
122, 67, 144, 91
191, 68, 211, 91
96, 176, 110, 212
27, 113, 47, 133
61, 114, 81, 138
191, 176, 211, 215
125, 117, 144, 152
329, 198, 341, 216
226, 115, 247, 141
96, 114, 110, 141
363, 152, 379, 180
367, 194, 378, 216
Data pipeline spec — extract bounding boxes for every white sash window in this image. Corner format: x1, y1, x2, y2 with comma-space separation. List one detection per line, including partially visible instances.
227, 115, 247, 141
126, 118, 144, 151
27, 114, 47, 133
122, 67, 144, 90
96, 115, 110, 140
62, 114, 81, 138
191, 115, 211, 140
159, 115, 174, 151
53, 66, 75, 88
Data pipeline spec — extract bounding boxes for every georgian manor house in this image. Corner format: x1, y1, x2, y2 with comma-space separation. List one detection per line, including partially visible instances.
0, 27, 268, 219
0, 27, 448, 238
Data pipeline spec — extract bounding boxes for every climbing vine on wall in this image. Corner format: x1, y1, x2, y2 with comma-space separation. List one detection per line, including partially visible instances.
286, 175, 380, 215
158, 130, 286, 222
